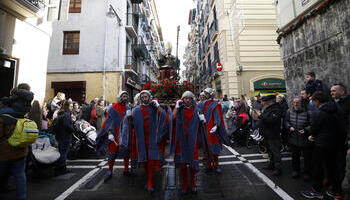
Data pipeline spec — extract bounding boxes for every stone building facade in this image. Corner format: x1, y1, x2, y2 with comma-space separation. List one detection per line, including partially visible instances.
278, 0, 350, 97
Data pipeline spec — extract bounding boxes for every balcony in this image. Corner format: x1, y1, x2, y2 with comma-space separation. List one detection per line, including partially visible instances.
125, 12, 139, 39
133, 43, 148, 61
125, 56, 138, 75
209, 19, 218, 41
0, 0, 45, 18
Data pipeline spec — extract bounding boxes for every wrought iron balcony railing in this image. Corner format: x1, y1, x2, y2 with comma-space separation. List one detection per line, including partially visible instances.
125, 56, 138, 73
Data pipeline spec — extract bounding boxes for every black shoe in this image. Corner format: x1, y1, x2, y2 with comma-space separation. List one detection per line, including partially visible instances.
262, 164, 275, 170
301, 188, 323, 199
104, 174, 113, 183
272, 169, 282, 176
181, 189, 189, 195
292, 171, 299, 179
191, 187, 198, 195
145, 186, 154, 194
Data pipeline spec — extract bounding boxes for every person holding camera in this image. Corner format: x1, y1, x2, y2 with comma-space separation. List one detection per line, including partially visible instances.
285, 97, 312, 180
96, 91, 131, 182
257, 95, 283, 176
171, 91, 205, 194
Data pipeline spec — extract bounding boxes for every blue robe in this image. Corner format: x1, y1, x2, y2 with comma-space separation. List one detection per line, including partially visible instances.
120, 105, 167, 163
95, 104, 130, 156
171, 105, 201, 170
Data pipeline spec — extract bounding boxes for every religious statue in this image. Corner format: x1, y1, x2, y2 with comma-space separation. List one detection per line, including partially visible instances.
157, 42, 180, 81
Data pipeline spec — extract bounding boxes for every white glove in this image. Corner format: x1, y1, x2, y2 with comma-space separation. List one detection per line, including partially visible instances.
176, 100, 183, 109
108, 134, 115, 141
210, 125, 217, 133
126, 110, 131, 117
198, 114, 206, 123
152, 100, 160, 108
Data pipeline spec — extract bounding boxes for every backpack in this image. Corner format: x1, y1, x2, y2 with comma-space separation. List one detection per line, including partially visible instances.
2, 114, 39, 148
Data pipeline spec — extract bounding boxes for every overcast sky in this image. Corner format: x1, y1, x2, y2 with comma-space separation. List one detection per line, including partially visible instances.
155, 0, 195, 71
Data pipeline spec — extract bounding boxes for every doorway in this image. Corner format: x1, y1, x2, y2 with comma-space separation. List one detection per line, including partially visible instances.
0, 55, 18, 98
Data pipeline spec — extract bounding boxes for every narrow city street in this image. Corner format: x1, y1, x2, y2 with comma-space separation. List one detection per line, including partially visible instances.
1, 145, 316, 200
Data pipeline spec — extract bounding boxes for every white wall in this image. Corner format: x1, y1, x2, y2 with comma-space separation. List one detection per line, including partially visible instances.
47, 0, 128, 73
12, 18, 51, 102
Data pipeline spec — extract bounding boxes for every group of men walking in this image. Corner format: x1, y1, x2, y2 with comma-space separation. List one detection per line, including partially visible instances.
96, 88, 228, 194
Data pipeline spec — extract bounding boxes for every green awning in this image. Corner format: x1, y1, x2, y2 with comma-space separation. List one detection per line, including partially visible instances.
254, 78, 286, 90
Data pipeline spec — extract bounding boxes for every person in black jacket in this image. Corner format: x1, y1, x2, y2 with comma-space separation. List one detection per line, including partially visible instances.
302, 92, 344, 199
55, 101, 76, 175
285, 97, 312, 180
331, 83, 350, 198
257, 95, 283, 176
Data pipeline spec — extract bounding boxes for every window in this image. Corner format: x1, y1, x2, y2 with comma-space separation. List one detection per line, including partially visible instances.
69, 0, 81, 13
63, 31, 80, 55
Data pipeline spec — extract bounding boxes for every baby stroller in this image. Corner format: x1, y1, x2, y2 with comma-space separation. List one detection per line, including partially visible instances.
26, 132, 60, 178
228, 113, 250, 147
246, 128, 267, 154
68, 120, 97, 159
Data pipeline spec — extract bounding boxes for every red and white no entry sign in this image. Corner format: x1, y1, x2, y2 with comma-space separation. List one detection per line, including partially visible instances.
217, 62, 222, 71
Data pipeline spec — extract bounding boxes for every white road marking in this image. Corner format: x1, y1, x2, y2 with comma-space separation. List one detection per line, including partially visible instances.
68, 159, 105, 162
241, 153, 263, 157
54, 168, 100, 200
224, 145, 294, 200
55, 160, 107, 200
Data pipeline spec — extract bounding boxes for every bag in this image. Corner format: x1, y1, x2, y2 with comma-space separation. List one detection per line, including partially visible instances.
2, 114, 39, 148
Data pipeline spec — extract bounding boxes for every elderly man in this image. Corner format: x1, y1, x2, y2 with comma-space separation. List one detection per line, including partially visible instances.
285, 97, 312, 179
120, 90, 167, 193
199, 88, 228, 173
171, 91, 205, 194
96, 91, 131, 182
329, 83, 350, 199
257, 95, 283, 176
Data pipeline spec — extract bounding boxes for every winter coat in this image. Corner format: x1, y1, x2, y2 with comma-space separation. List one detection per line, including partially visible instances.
305, 79, 323, 96
285, 109, 312, 147
336, 95, 350, 141
0, 89, 34, 116
258, 103, 282, 140
55, 111, 75, 141
310, 102, 343, 148
279, 99, 289, 118
95, 105, 105, 132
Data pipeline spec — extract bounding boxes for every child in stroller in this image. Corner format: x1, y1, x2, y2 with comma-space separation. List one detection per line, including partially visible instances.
68, 120, 97, 159
27, 132, 60, 177
226, 100, 250, 147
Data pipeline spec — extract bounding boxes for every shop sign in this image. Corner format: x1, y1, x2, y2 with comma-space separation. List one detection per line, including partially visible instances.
254, 78, 286, 90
